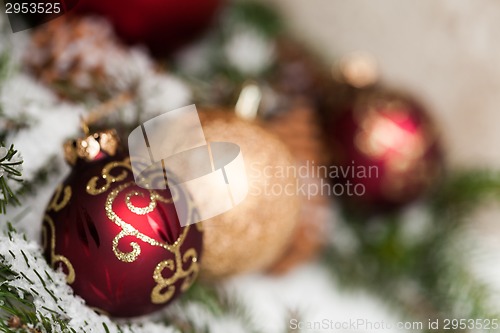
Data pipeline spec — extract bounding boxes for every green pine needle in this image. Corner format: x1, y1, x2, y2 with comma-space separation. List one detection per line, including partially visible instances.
226, 1, 284, 37
0, 144, 24, 215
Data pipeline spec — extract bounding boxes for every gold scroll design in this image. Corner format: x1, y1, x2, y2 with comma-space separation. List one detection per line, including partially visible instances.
105, 182, 199, 304
42, 184, 75, 284
86, 156, 202, 232
47, 185, 72, 212
86, 158, 131, 196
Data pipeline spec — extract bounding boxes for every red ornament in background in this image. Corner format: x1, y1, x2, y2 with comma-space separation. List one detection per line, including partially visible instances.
74, 0, 221, 56
42, 130, 203, 317
326, 90, 443, 212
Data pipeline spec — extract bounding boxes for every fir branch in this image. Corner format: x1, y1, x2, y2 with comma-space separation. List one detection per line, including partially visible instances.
13, 158, 59, 199
168, 282, 263, 333
0, 144, 23, 214
323, 170, 500, 333
430, 170, 500, 219
180, 282, 228, 317
0, 226, 132, 333
0, 254, 70, 332
226, 1, 284, 37
172, 1, 281, 105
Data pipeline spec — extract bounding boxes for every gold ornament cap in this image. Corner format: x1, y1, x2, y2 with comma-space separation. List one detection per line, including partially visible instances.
333, 52, 379, 88
64, 129, 119, 165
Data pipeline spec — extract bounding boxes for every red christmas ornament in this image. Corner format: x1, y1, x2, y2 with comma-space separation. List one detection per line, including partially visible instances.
42, 130, 203, 317
326, 89, 443, 211
73, 0, 221, 56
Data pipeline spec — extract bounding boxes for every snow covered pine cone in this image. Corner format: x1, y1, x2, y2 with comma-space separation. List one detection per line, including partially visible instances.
25, 16, 139, 98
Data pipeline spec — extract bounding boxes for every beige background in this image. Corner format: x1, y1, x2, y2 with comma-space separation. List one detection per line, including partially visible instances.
268, 0, 500, 167
264, 1, 500, 303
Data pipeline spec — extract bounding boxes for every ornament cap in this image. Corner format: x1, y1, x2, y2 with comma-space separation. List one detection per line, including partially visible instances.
334, 52, 379, 88
64, 129, 119, 165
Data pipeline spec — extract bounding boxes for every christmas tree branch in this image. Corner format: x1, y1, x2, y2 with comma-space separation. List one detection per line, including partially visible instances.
430, 170, 500, 219
0, 224, 73, 333
163, 281, 264, 333
323, 169, 500, 332
0, 144, 23, 214
0, 225, 154, 333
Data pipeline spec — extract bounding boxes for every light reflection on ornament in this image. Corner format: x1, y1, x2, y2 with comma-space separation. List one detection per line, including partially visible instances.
355, 104, 428, 175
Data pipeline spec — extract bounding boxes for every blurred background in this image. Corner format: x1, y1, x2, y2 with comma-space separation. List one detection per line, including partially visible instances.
3, 0, 500, 332
265, 1, 500, 296
269, 0, 500, 167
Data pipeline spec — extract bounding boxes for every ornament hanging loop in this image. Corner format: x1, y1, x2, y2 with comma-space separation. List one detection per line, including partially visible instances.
80, 116, 90, 136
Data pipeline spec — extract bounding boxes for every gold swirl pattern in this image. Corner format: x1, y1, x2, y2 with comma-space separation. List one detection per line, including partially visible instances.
179, 248, 199, 292
86, 158, 131, 195
44, 183, 75, 283
48, 185, 72, 212
151, 248, 199, 304
106, 182, 191, 261
87, 157, 200, 304
151, 260, 176, 303
112, 229, 142, 263
125, 190, 174, 215
43, 215, 76, 284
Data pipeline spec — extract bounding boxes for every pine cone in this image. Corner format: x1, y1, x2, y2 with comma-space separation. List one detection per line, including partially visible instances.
25, 15, 138, 99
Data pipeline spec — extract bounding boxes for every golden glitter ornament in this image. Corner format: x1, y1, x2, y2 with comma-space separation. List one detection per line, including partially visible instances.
198, 109, 300, 280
